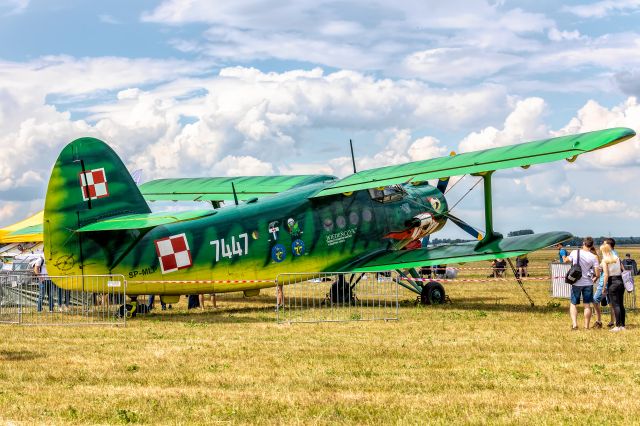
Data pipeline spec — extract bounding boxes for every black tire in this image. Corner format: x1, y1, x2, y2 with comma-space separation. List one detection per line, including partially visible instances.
329, 276, 356, 305
420, 281, 446, 305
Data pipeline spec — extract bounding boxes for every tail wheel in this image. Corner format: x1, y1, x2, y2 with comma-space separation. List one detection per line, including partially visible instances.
117, 303, 137, 318
421, 281, 446, 305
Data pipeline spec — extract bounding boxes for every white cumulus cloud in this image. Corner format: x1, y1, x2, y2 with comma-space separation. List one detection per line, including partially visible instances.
563, 0, 640, 18
458, 97, 548, 152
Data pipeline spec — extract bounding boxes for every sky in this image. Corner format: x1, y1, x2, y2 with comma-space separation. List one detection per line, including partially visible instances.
1, 0, 640, 238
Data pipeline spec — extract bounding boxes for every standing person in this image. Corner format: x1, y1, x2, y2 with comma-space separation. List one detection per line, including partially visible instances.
57, 285, 71, 312
556, 243, 568, 262
187, 294, 200, 309
603, 238, 618, 328
276, 285, 284, 310
516, 255, 528, 278
622, 253, 638, 275
199, 293, 216, 309
601, 243, 626, 331
494, 259, 506, 277
147, 295, 169, 311
34, 253, 54, 312
567, 237, 600, 330
588, 246, 605, 329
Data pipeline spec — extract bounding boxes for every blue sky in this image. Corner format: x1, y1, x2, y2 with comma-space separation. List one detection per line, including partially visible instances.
1, 0, 640, 238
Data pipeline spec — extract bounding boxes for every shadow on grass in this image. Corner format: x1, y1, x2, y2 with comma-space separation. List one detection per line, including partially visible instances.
0, 350, 45, 361
430, 298, 567, 314
136, 305, 277, 324
130, 294, 577, 324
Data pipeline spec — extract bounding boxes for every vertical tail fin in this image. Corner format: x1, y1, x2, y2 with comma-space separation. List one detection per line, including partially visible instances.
44, 137, 151, 276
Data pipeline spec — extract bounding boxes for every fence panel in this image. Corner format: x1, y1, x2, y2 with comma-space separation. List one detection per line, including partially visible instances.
275, 272, 399, 323
549, 262, 636, 309
550, 262, 571, 299
0, 273, 127, 326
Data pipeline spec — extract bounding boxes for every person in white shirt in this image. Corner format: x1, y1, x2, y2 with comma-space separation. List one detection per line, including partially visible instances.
566, 237, 600, 330
600, 243, 625, 331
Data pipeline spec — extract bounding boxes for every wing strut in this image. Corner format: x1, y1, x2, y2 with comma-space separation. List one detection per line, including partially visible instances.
506, 258, 534, 307
475, 171, 502, 249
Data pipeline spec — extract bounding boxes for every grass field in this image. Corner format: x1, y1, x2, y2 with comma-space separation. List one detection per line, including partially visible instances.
1, 248, 640, 424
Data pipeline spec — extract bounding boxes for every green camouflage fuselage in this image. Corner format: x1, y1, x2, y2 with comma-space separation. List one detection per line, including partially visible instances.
49, 182, 447, 295
43, 137, 449, 295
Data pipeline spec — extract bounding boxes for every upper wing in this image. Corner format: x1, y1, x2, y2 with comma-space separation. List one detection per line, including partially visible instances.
313, 127, 635, 197
140, 175, 337, 202
338, 231, 571, 272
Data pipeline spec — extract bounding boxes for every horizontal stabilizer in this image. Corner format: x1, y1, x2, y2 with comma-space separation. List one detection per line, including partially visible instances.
140, 175, 337, 202
76, 210, 215, 232
313, 127, 635, 197
338, 231, 572, 272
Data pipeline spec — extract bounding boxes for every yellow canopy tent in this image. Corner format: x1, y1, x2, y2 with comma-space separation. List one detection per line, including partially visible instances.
0, 210, 44, 243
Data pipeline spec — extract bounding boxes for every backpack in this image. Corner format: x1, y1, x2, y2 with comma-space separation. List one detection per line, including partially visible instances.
620, 260, 635, 293
565, 249, 582, 285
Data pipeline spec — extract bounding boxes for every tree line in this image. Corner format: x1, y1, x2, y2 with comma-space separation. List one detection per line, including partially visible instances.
430, 236, 640, 246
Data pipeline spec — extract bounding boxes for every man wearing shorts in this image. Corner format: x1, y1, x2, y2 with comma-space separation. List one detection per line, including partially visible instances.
567, 237, 600, 330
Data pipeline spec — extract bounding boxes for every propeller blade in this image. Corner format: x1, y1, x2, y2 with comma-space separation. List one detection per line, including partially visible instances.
436, 152, 457, 193
446, 213, 482, 240
436, 177, 449, 194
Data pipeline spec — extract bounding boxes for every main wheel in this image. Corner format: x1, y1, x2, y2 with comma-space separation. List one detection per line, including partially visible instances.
420, 281, 446, 305
329, 275, 356, 305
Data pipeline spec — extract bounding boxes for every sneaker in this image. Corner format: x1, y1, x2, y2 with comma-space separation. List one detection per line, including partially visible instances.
571, 325, 578, 331
611, 327, 621, 332
619, 326, 626, 331
607, 322, 615, 328
594, 321, 603, 329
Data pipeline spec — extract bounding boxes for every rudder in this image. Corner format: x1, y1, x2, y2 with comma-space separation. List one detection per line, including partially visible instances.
44, 137, 151, 276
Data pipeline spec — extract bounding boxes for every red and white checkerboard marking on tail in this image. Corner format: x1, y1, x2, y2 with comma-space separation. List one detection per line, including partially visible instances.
154, 233, 193, 274
79, 168, 109, 201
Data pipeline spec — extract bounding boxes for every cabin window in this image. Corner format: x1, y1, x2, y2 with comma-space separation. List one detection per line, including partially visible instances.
368, 185, 406, 203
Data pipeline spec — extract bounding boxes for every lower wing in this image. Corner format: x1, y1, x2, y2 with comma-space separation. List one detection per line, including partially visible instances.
338, 231, 571, 272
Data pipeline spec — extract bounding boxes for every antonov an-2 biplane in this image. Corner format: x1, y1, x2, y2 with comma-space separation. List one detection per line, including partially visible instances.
43, 127, 635, 313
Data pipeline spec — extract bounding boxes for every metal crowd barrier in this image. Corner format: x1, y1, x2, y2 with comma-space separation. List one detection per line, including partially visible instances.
0, 273, 127, 326
549, 262, 636, 309
275, 272, 399, 323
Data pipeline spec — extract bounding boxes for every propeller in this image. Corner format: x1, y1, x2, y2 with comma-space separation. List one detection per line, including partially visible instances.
436, 177, 449, 194
420, 212, 481, 247
441, 212, 483, 240
436, 152, 456, 194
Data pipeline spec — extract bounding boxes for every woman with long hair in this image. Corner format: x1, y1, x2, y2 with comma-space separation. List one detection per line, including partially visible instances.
601, 243, 625, 331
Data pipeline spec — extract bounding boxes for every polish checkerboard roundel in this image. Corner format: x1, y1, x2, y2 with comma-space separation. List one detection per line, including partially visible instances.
79, 168, 109, 201
154, 233, 193, 274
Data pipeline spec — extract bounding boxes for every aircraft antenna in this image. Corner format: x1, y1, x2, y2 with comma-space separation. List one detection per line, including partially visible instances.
231, 182, 239, 206
349, 139, 357, 174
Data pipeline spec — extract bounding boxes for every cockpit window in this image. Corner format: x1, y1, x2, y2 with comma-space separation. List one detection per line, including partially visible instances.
368, 185, 406, 203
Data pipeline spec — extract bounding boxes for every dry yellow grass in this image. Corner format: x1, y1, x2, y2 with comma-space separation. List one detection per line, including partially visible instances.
1, 248, 640, 425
